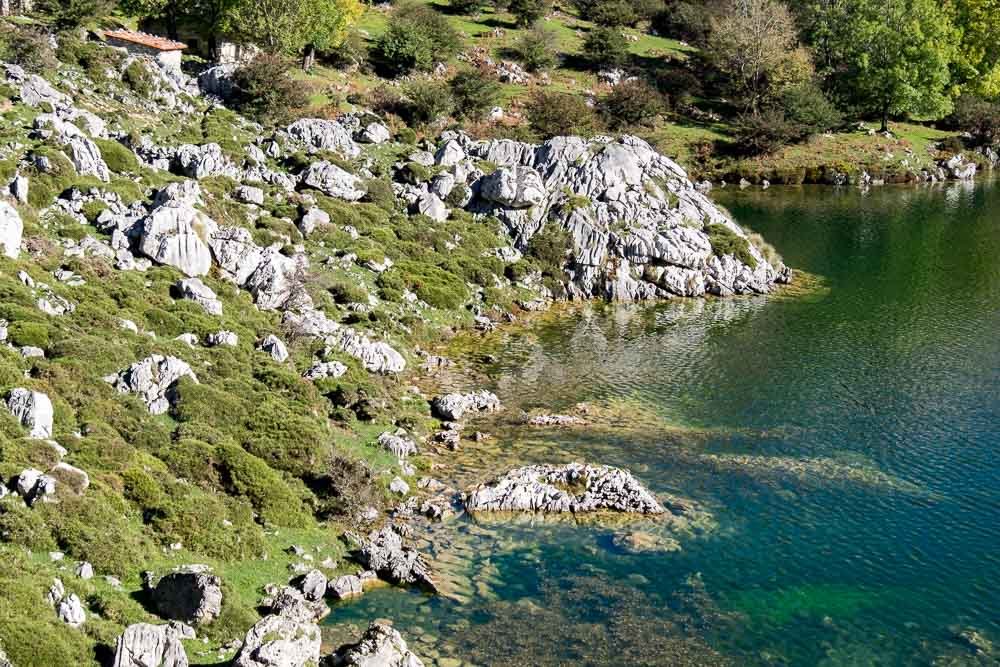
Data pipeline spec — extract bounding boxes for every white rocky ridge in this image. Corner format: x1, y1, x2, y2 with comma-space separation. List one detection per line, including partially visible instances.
465, 462, 666, 514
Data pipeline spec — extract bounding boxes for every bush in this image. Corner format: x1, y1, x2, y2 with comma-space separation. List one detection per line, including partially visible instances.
374, 3, 463, 76
949, 94, 1000, 145
232, 54, 308, 125
526, 224, 571, 276
37, 0, 112, 28
733, 109, 799, 155
449, 70, 502, 120
706, 223, 756, 269
329, 279, 369, 304
526, 90, 603, 139
403, 78, 455, 125
780, 82, 842, 137
600, 79, 665, 128
514, 24, 559, 72
122, 60, 154, 98
583, 26, 629, 68
7, 321, 50, 349
451, 0, 489, 13
215, 443, 311, 528
655, 66, 703, 108
509, 0, 550, 26
94, 138, 140, 174
0, 26, 57, 74
381, 260, 469, 309
585, 0, 637, 26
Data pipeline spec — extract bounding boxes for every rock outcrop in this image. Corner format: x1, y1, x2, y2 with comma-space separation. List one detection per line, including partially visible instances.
112, 622, 193, 667
0, 201, 23, 259
346, 527, 436, 592
151, 566, 223, 626
174, 278, 222, 315
300, 161, 366, 201
232, 601, 321, 667
6, 388, 53, 438
138, 203, 217, 277
105, 355, 198, 415
327, 622, 424, 667
431, 391, 501, 421
465, 462, 665, 514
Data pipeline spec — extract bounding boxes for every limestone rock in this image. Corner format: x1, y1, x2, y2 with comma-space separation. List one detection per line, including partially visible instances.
431, 391, 501, 421
76, 562, 94, 580
9, 174, 28, 205
297, 207, 330, 237
152, 566, 223, 626
258, 334, 289, 362
303, 361, 347, 380
175, 143, 239, 180
175, 278, 222, 316
298, 569, 327, 602
6, 388, 53, 438
138, 204, 217, 277
286, 118, 360, 158
113, 622, 193, 667
106, 355, 198, 415
209, 226, 263, 285
234, 185, 264, 205
358, 123, 391, 145
232, 609, 321, 667
376, 432, 417, 459
478, 166, 545, 209
345, 527, 436, 592
0, 201, 23, 259
300, 161, 366, 201
329, 575, 363, 600
246, 249, 306, 311
57, 593, 86, 627
415, 193, 448, 222
328, 622, 424, 667
435, 140, 465, 167
389, 477, 409, 496
15, 468, 56, 506
465, 462, 665, 514
326, 327, 405, 375
206, 330, 238, 347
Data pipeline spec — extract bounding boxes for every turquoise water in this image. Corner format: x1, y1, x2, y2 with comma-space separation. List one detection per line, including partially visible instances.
327, 182, 1000, 665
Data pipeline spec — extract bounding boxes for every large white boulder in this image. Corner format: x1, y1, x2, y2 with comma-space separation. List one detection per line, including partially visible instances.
286, 118, 360, 157
175, 278, 222, 315
112, 622, 193, 667
138, 204, 218, 277
478, 166, 545, 209
0, 201, 23, 259
300, 161, 366, 201
209, 226, 263, 285
6, 388, 53, 439
105, 355, 198, 415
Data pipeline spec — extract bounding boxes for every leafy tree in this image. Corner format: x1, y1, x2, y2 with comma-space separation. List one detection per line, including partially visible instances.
451, 0, 489, 14
949, 93, 1000, 145
509, 0, 549, 27
373, 3, 463, 76
600, 79, 666, 128
952, 0, 1000, 97
225, 0, 363, 67
708, 0, 809, 113
515, 24, 559, 71
36, 0, 111, 28
780, 81, 842, 135
583, 26, 629, 68
403, 77, 455, 124
231, 53, 309, 124
449, 70, 502, 119
812, 0, 960, 131
527, 90, 603, 138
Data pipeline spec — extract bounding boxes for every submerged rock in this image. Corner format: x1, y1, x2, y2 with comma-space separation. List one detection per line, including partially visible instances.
345, 527, 437, 592
527, 414, 586, 426
327, 622, 425, 667
112, 622, 193, 667
465, 462, 665, 515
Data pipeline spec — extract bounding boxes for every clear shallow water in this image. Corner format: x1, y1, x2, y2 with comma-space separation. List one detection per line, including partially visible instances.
327, 182, 1000, 665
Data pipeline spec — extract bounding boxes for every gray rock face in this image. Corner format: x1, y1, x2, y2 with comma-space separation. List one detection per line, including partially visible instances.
113, 622, 193, 667
0, 201, 23, 259
297, 207, 330, 237
358, 123, 391, 145
232, 605, 321, 667
415, 193, 448, 222
329, 622, 425, 667
303, 361, 347, 380
460, 134, 791, 300
431, 391, 501, 421
152, 566, 223, 626
262, 585, 329, 623
246, 249, 306, 311
286, 118, 360, 158
298, 569, 327, 602
234, 185, 265, 205
138, 204, 218, 277
329, 574, 363, 600
197, 63, 237, 99
465, 462, 665, 514
209, 226, 263, 285
478, 166, 545, 209
5, 64, 71, 108
15, 468, 56, 506
259, 334, 289, 362
9, 174, 28, 204
57, 593, 86, 627
175, 143, 239, 180
326, 326, 405, 375
205, 330, 238, 347
376, 432, 417, 459
105, 355, 198, 415
300, 161, 366, 201
6, 388, 53, 438
345, 527, 436, 592
175, 278, 222, 315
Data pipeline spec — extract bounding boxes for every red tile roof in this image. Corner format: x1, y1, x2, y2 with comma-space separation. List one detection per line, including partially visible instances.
104, 30, 187, 52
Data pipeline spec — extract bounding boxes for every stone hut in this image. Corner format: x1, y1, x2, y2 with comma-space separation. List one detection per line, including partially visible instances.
104, 30, 187, 75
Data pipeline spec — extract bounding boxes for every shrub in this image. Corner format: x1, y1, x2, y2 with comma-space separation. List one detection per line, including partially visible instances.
526, 224, 571, 276
509, 0, 550, 26
329, 279, 369, 304
780, 82, 842, 137
215, 443, 311, 528
526, 90, 603, 139
7, 321, 50, 349
232, 54, 308, 125
584, 0, 637, 26
949, 94, 1000, 145
122, 60, 154, 98
600, 79, 665, 128
37, 0, 112, 28
449, 70, 502, 120
382, 260, 469, 309
451, 0, 489, 13
733, 109, 799, 155
403, 77, 455, 125
655, 66, 703, 108
0, 26, 57, 74
706, 223, 757, 268
583, 26, 629, 69
514, 24, 559, 72
94, 138, 140, 174
374, 3, 463, 76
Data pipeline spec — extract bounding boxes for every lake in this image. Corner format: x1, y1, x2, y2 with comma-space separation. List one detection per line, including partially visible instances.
326, 181, 1000, 666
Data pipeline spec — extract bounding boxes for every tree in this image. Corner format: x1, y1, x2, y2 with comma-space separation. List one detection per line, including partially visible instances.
953, 0, 1000, 97
707, 0, 808, 113
818, 0, 960, 131
508, 0, 549, 27
231, 53, 309, 124
583, 26, 628, 69
373, 3, 463, 76
225, 0, 363, 68
37, 0, 111, 28
449, 70, 502, 120
120, 0, 236, 54
515, 23, 559, 71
